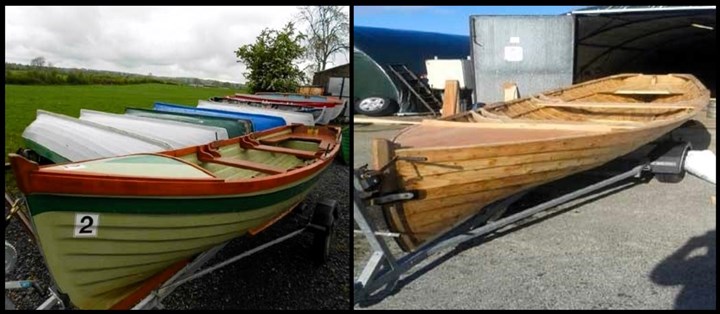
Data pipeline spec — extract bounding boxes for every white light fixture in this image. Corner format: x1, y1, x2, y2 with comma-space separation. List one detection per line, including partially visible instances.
691, 23, 714, 30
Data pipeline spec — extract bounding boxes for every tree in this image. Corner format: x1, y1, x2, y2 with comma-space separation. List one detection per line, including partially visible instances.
235, 22, 306, 93
30, 56, 46, 67
297, 6, 349, 72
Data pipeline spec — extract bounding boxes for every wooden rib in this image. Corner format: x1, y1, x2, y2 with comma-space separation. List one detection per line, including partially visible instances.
203, 157, 285, 175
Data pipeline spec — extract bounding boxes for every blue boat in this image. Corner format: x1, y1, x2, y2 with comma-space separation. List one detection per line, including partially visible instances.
153, 102, 286, 132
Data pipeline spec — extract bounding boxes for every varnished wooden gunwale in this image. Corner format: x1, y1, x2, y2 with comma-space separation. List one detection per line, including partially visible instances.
377, 73, 709, 252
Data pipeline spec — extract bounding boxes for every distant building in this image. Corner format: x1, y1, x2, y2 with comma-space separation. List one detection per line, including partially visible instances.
312, 63, 349, 87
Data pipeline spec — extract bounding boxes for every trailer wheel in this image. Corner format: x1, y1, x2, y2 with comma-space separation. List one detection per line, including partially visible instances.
655, 171, 685, 183
310, 200, 338, 265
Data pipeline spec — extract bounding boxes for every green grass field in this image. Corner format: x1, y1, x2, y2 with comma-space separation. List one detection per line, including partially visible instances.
4, 83, 244, 164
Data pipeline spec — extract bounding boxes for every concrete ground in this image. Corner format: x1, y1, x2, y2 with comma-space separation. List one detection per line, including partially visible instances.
353, 117, 716, 310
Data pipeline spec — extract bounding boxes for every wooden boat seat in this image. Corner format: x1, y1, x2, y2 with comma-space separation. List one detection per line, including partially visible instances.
258, 134, 337, 158
196, 144, 285, 174
260, 134, 335, 151
203, 157, 285, 175
237, 136, 319, 159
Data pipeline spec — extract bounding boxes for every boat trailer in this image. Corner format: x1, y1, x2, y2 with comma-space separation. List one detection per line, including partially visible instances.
353, 140, 698, 306
5, 190, 339, 310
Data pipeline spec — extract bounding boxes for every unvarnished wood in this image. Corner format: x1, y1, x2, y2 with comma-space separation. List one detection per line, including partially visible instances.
372, 73, 710, 252
442, 80, 460, 118
536, 102, 694, 110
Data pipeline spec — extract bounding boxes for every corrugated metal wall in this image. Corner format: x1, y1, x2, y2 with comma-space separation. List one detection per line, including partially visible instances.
470, 15, 575, 103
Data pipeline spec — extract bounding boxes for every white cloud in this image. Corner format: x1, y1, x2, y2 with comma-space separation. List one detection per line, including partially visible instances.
5, 6, 349, 84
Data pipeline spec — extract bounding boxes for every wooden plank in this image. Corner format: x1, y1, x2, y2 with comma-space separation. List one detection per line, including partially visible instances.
537, 102, 694, 110
205, 157, 285, 175
396, 145, 626, 178
354, 117, 421, 125
610, 90, 682, 95
421, 118, 619, 132
395, 124, 671, 163
442, 80, 460, 118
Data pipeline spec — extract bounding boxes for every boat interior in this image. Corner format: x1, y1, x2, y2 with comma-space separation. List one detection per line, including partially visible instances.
35, 126, 339, 181
167, 125, 338, 180
396, 74, 706, 149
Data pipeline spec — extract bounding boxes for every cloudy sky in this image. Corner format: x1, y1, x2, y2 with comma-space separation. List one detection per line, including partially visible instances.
5, 6, 350, 84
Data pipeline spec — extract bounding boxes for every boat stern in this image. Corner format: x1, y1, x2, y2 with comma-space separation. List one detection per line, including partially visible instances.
366, 138, 420, 252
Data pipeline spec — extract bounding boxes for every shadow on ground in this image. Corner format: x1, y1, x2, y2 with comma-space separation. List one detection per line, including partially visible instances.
650, 230, 716, 310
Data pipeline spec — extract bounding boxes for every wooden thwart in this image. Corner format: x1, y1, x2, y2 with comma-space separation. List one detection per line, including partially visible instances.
204, 157, 285, 175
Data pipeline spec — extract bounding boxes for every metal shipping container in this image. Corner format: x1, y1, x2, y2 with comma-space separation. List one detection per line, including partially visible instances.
470, 15, 575, 103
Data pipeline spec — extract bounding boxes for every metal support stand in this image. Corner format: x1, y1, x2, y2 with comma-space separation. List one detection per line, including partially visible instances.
353, 162, 654, 305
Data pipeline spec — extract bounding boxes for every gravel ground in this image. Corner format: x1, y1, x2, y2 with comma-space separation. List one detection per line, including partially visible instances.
353, 119, 716, 310
5, 159, 350, 310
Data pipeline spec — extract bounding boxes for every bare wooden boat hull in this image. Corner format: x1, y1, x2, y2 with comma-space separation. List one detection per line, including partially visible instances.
373, 74, 710, 252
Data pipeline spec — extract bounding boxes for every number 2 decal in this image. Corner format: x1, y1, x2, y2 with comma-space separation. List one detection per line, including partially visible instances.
74, 213, 99, 237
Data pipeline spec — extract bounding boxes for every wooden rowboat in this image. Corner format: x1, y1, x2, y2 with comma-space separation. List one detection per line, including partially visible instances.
229, 93, 346, 124
372, 74, 709, 252
22, 110, 173, 163
153, 102, 286, 131
197, 99, 316, 126
9, 124, 341, 309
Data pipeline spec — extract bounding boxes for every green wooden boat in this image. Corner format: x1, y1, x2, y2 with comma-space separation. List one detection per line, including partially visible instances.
9, 124, 341, 309
124, 107, 252, 137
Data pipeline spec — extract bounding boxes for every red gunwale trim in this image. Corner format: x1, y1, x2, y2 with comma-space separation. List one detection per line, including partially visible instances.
11, 125, 342, 197
227, 95, 343, 108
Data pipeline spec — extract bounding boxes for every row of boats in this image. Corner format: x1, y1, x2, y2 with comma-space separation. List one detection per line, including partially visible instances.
23, 93, 346, 163
9, 92, 346, 309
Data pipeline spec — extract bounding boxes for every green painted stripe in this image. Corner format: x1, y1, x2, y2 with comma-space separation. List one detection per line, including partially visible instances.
27, 172, 323, 216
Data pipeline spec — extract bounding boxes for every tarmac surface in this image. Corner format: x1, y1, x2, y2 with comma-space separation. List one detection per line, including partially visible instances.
353, 117, 716, 310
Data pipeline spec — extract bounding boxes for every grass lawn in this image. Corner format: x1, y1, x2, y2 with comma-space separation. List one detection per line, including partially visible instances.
4, 83, 243, 192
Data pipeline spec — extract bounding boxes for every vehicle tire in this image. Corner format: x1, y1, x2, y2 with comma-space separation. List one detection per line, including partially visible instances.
354, 97, 399, 116
655, 171, 685, 183
310, 200, 338, 265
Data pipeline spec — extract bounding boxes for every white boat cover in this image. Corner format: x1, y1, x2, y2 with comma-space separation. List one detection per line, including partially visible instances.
80, 109, 228, 148
198, 100, 315, 126
22, 110, 173, 162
